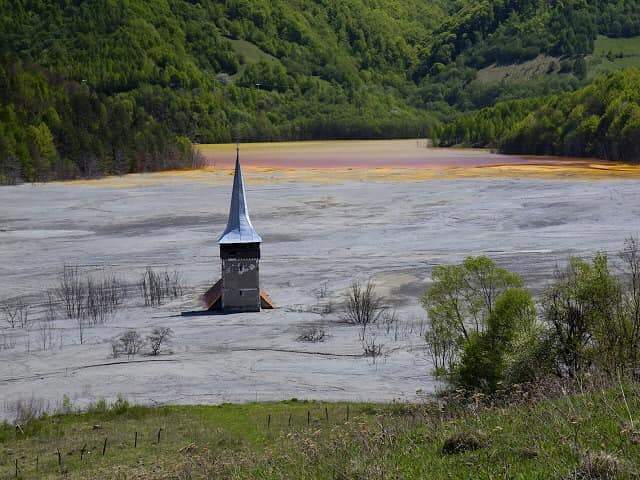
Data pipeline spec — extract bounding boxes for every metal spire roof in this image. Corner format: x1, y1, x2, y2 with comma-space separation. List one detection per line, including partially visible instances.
218, 145, 262, 244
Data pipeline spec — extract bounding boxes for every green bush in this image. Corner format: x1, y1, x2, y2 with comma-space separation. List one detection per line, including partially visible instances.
502, 326, 556, 386
455, 288, 536, 392
426, 238, 640, 393
422, 258, 537, 392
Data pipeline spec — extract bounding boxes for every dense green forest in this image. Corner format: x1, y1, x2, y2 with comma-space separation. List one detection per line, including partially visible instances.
3, 0, 640, 181
435, 68, 640, 162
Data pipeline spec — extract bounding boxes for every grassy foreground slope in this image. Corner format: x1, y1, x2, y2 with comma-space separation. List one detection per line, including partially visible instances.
2, 387, 640, 479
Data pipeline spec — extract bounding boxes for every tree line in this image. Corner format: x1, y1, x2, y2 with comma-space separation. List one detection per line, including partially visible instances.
435, 68, 640, 162
0, 56, 201, 183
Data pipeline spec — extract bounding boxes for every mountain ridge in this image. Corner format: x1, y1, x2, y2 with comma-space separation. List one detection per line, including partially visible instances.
2, 0, 640, 181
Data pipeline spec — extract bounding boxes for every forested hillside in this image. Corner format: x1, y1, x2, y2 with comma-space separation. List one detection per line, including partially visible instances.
3, 0, 640, 182
0, 0, 450, 181
435, 68, 640, 162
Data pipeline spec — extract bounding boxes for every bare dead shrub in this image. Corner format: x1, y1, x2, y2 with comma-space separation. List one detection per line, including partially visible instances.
76, 315, 87, 345
56, 265, 85, 319
0, 332, 16, 351
141, 268, 162, 306
84, 273, 127, 326
315, 281, 329, 300
106, 273, 128, 307
618, 236, 640, 367
147, 327, 173, 355
164, 269, 184, 298
361, 330, 384, 358
425, 317, 458, 375
140, 267, 184, 307
54, 266, 128, 343
1, 302, 18, 328
110, 339, 120, 358
381, 309, 399, 334
112, 330, 144, 358
343, 280, 386, 329
297, 326, 326, 343
85, 276, 106, 325
11, 397, 48, 425
38, 293, 56, 351
17, 301, 30, 329
314, 282, 334, 315
192, 148, 207, 169
1, 299, 31, 329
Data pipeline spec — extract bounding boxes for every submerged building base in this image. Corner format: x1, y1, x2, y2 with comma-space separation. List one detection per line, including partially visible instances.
202, 279, 275, 312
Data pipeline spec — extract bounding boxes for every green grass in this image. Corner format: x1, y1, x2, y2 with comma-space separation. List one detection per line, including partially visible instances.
589, 35, 640, 78
226, 38, 281, 80
476, 54, 560, 83
476, 36, 640, 84
594, 35, 640, 56
1, 388, 640, 479
227, 39, 279, 65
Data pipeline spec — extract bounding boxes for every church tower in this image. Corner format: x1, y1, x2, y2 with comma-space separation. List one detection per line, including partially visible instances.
202, 146, 273, 313
217, 146, 262, 312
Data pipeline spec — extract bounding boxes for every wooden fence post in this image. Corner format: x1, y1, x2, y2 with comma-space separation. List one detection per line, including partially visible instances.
134, 431, 138, 448
346, 405, 349, 421
307, 410, 310, 426
102, 437, 108, 455
288, 414, 292, 427
14, 458, 18, 478
325, 406, 329, 423
267, 414, 271, 430
157, 428, 162, 444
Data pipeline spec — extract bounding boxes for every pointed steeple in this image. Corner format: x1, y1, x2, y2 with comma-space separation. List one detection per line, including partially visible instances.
218, 145, 262, 244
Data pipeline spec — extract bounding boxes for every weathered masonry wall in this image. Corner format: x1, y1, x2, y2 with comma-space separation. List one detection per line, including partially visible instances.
220, 243, 261, 312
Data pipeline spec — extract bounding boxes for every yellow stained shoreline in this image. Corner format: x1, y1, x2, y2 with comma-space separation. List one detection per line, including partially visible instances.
59, 162, 640, 189
56, 140, 640, 187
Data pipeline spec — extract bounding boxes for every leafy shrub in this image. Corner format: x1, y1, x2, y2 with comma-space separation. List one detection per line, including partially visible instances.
111, 395, 131, 415
502, 326, 556, 386
422, 257, 528, 390
543, 253, 621, 377
454, 287, 537, 391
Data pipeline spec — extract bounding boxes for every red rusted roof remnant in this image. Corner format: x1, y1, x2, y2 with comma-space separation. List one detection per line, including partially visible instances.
260, 291, 275, 309
202, 279, 223, 310
202, 280, 274, 311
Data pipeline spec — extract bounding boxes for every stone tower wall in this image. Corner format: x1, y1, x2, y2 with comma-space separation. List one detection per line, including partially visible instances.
220, 243, 261, 312
221, 258, 260, 312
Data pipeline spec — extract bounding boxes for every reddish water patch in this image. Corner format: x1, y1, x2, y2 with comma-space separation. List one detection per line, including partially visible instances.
199, 140, 598, 170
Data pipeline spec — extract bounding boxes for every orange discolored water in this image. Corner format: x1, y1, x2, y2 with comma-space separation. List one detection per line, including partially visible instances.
64, 140, 640, 188
198, 139, 634, 173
